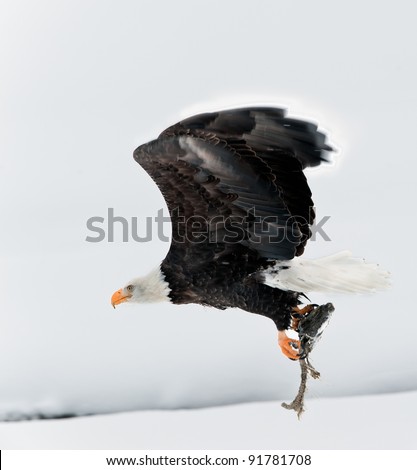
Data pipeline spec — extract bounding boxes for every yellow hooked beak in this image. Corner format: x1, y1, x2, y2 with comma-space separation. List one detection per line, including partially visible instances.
111, 288, 132, 308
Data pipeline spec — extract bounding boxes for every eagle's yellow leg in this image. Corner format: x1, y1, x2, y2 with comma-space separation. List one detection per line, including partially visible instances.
278, 330, 300, 361
278, 305, 316, 360
291, 304, 315, 331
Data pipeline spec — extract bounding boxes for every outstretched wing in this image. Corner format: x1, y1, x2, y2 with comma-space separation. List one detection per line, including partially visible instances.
133, 107, 331, 284
160, 107, 332, 255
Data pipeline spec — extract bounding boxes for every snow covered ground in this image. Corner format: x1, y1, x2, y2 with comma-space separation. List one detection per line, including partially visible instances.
1, 391, 416, 450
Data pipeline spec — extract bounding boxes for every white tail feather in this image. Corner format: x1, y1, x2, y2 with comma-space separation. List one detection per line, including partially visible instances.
262, 251, 390, 293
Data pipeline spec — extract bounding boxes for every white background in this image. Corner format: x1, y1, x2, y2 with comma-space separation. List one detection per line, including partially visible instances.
0, 0, 416, 449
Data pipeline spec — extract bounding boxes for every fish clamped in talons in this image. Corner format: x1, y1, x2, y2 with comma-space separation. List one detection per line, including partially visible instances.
298, 302, 335, 359
282, 302, 335, 418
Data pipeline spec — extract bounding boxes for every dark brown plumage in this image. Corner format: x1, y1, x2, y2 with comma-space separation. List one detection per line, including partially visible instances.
133, 107, 331, 331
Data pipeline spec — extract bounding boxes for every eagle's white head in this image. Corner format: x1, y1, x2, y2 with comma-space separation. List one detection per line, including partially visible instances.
111, 268, 171, 307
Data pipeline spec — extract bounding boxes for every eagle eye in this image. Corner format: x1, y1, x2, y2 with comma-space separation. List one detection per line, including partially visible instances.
126, 284, 134, 293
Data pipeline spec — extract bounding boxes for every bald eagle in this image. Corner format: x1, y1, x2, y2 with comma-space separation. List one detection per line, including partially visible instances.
111, 107, 389, 360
